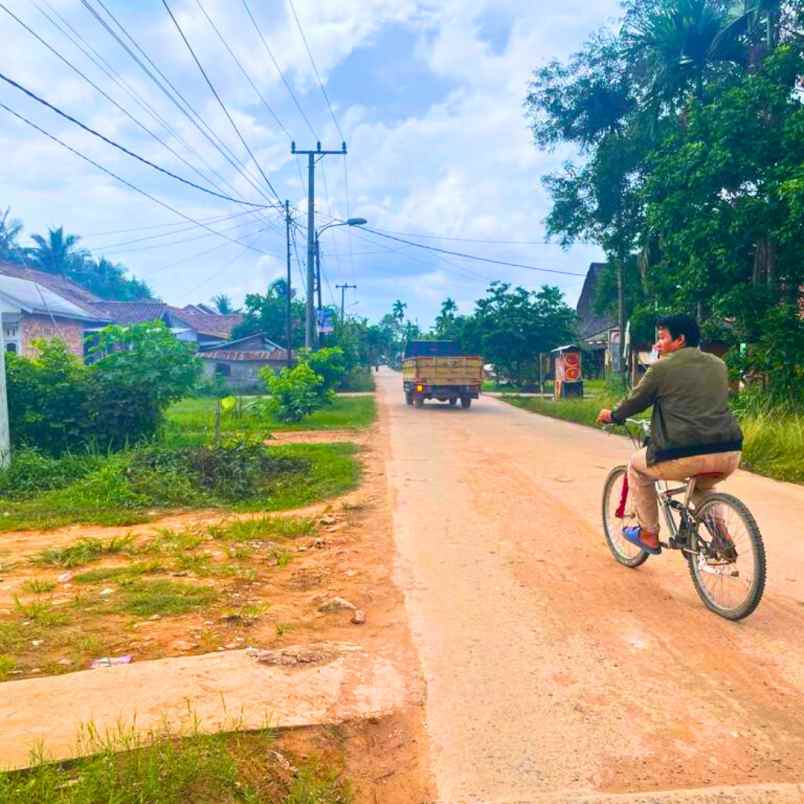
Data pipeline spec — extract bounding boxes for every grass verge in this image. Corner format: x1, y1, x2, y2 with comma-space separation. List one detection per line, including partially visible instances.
501, 395, 803, 484
0, 728, 352, 803
0, 443, 359, 533
164, 395, 376, 442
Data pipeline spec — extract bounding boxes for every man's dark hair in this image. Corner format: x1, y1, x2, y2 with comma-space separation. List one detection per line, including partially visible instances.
656, 314, 700, 347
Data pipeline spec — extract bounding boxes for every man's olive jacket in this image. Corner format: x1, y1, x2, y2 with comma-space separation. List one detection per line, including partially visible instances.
611, 347, 743, 466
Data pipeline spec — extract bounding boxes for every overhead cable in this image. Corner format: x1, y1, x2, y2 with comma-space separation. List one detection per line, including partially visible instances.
0, 71, 274, 209
0, 102, 270, 255
359, 228, 586, 277
161, 0, 283, 206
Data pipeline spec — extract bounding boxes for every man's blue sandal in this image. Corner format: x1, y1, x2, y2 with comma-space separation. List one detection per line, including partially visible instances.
622, 525, 661, 555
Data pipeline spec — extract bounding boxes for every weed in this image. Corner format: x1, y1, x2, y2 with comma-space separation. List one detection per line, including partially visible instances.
225, 545, 254, 560
73, 561, 164, 584
13, 596, 70, 627
208, 515, 315, 542
115, 580, 217, 617
286, 759, 353, 803
0, 621, 27, 653
271, 549, 293, 568
0, 655, 16, 679
172, 553, 213, 575
140, 528, 205, 556
275, 622, 294, 637
22, 579, 57, 594
33, 536, 134, 568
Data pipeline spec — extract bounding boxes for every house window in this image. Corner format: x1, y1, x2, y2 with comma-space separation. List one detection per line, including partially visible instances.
6, 342, 16, 353
215, 363, 231, 377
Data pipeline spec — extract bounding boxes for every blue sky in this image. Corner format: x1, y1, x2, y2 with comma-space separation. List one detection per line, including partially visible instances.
0, 0, 620, 326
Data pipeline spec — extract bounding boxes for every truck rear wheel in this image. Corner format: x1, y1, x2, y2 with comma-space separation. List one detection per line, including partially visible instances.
460, 397, 472, 409
405, 393, 413, 406
414, 398, 424, 408
449, 398, 457, 406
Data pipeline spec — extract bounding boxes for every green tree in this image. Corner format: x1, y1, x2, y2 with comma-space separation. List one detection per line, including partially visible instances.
212, 294, 234, 314
0, 208, 24, 263
29, 226, 87, 274
232, 279, 305, 346
472, 283, 576, 387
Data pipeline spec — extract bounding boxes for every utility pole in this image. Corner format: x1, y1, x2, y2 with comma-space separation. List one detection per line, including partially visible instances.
336, 283, 357, 322
291, 141, 347, 349
284, 200, 293, 369
315, 236, 323, 312
0, 319, 9, 468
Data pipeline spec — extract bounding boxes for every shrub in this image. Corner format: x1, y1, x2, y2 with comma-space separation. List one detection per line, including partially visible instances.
302, 347, 347, 394
261, 363, 328, 422
6, 322, 201, 455
0, 447, 105, 499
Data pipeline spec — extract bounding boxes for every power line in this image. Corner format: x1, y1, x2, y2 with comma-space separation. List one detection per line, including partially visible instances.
240, 0, 318, 139
286, 0, 344, 141
0, 2, 265, 210
369, 226, 594, 246
194, 0, 291, 141
36, 0, 248, 203
0, 71, 274, 210
359, 228, 586, 277
81, 0, 279, 210
0, 102, 271, 256
160, 0, 283, 206
85, 209, 258, 238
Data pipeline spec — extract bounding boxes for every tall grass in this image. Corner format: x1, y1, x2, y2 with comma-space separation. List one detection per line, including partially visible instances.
740, 411, 804, 484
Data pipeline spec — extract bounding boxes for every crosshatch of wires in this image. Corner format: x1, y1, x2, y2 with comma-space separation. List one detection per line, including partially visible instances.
0, 0, 589, 301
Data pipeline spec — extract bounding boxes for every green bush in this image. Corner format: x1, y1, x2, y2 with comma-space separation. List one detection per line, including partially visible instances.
339, 366, 376, 392
302, 347, 347, 393
261, 363, 329, 422
0, 447, 105, 499
6, 322, 201, 455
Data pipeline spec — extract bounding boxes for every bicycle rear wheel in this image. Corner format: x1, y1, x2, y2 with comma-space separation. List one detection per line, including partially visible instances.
687, 492, 766, 621
602, 466, 649, 568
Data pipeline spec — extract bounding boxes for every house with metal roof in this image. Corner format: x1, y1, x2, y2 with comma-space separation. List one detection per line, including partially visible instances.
197, 333, 289, 391
575, 262, 619, 377
0, 269, 110, 359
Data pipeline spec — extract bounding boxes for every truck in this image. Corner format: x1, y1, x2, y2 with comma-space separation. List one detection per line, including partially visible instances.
402, 340, 483, 409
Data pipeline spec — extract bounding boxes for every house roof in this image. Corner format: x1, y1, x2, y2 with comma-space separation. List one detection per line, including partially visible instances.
0, 261, 102, 311
206, 332, 283, 351
576, 262, 617, 340
199, 348, 288, 362
168, 308, 244, 339
0, 274, 109, 322
88, 301, 170, 324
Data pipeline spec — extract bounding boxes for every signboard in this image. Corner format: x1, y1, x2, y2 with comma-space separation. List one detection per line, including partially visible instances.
317, 308, 335, 335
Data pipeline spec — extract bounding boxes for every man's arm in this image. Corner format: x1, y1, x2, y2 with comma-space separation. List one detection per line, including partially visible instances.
609, 366, 660, 423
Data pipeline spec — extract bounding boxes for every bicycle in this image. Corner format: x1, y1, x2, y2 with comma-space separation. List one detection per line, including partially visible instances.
602, 418, 766, 621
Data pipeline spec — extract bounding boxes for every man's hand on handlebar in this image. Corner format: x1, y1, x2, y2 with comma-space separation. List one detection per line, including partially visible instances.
596, 408, 613, 425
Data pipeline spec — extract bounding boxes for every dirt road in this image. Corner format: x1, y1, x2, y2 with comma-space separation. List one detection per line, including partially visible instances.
379, 369, 804, 802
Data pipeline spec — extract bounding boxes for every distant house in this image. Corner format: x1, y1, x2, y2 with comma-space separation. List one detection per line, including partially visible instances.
576, 262, 618, 378
0, 262, 109, 359
198, 333, 289, 391
88, 302, 244, 349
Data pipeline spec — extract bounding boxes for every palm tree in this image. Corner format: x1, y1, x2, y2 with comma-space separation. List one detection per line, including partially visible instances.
212, 293, 234, 314
391, 299, 407, 324
0, 208, 24, 263
624, 0, 738, 109
29, 226, 87, 274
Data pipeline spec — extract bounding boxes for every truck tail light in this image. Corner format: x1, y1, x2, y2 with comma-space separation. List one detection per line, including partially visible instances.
416, 384, 424, 392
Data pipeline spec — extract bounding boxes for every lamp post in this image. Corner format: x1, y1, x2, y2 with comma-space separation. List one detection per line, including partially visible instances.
314, 218, 366, 346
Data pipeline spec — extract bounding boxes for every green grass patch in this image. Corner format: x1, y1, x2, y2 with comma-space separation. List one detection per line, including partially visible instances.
740, 411, 804, 484
0, 728, 352, 803
0, 438, 356, 533
502, 393, 627, 428
0, 621, 27, 654
208, 515, 315, 542
114, 579, 217, 617
33, 536, 134, 569
0, 655, 16, 680
163, 394, 376, 442
22, 579, 56, 594
73, 561, 164, 584
13, 597, 70, 627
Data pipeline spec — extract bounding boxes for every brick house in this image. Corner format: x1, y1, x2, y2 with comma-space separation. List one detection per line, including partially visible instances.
0, 263, 109, 359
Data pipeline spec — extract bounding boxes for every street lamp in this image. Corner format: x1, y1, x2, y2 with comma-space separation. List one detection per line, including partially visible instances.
314, 218, 367, 341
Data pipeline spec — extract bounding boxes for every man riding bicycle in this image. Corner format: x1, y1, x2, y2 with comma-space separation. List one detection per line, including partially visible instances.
596, 314, 743, 555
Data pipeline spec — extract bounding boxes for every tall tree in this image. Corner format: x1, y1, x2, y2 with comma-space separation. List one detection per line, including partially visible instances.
212, 294, 234, 314
0, 208, 24, 263
231, 278, 305, 346
29, 226, 87, 274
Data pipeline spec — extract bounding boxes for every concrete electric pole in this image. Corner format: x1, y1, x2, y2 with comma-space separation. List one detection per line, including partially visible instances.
0, 320, 9, 468
336, 283, 357, 322
291, 141, 347, 349
284, 200, 293, 369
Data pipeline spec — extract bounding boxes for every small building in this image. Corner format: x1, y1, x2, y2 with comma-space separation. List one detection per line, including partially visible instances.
575, 262, 618, 378
0, 267, 109, 359
198, 333, 290, 391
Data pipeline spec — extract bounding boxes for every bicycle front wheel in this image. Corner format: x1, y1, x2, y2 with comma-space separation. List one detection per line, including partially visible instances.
602, 466, 649, 568
688, 492, 766, 621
